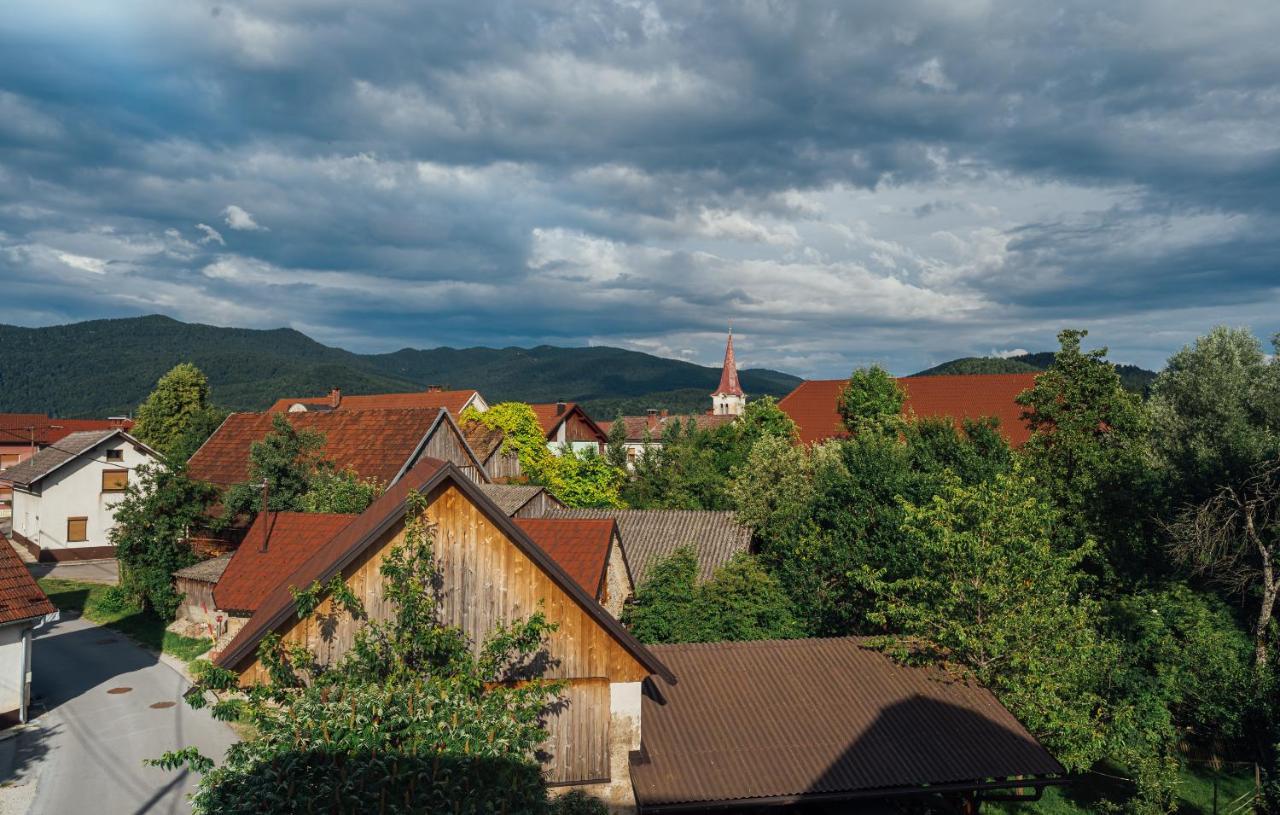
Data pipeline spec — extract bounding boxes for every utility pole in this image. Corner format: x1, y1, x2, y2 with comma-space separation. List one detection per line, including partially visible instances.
259, 479, 271, 552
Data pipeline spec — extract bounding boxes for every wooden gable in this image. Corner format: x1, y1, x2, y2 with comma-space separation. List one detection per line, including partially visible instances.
237, 482, 650, 685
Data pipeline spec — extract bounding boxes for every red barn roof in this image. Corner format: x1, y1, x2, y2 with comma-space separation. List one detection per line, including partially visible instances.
268, 389, 484, 416
0, 537, 56, 626
213, 512, 356, 614
188, 407, 444, 488
514, 518, 617, 600
777, 373, 1039, 446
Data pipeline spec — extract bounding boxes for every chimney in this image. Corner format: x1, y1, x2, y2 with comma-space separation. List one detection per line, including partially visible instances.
646, 408, 658, 417
646, 408, 659, 431
660, 409, 669, 418
556, 400, 567, 416
427, 384, 443, 392
329, 387, 342, 408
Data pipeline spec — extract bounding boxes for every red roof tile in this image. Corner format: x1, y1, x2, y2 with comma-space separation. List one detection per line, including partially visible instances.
214, 512, 356, 613
0, 540, 56, 625
528, 403, 608, 442
778, 373, 1039, 446
514, 518, 616, 600
187, 407, 443, 487
0, 414, 132, 447
268, 389, 483, 416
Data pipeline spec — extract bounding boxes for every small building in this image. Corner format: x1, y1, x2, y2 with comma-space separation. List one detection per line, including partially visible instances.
546, 509, 751, 585
2, 429, 159, 562
172, 553, 233, 636
515, 517, 633, 617
188, 406, 489, 491
529, 402, 608, 456
0, 542, 57, 726
269, 386, 489, 416
0, 414, 132, 518
479, 484, 565, 518
462, 419, 524, 481
777, 372, 1040, 446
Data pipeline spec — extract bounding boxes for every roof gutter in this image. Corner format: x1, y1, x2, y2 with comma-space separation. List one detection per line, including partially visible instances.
635, 775, 1068, 813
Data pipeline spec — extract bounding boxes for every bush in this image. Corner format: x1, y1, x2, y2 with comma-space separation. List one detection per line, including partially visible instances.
551, 790, 608, 815
93, 584, 140, 616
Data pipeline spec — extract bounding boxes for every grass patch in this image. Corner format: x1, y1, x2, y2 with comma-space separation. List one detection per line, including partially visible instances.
38, 578, 212, 663
993, 761, 1257, 815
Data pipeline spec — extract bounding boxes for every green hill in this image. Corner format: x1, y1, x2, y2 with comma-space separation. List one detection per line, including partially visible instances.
0, 316, 802, 418
912, 352, 1158, 394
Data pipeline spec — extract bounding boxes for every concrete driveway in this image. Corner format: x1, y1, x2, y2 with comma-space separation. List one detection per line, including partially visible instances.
26, 558, 119, 585
0, 613, 237, 815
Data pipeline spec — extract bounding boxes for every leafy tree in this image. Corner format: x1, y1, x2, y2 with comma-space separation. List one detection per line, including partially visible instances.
1015, 329, 1155, 580
1149, 327, 1280, 504
300, 466, 383, 514
837, 365, 904, 434
624, 549, 801, 644
869, 469, 1113, 772
735, 396, 797, 446
605, 412, 629, 469
901, 415, 1012, 486
220, 414, 325, 523
132, 363, 225, 461
110, 462, 219, 616
154, 491, 564, 814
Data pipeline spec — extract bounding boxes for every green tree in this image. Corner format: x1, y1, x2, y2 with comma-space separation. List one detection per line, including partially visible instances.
110, 462, 219, 616
300, 466, 384, 514
605, 412, 629, 469
870, 469, 1113, 772
220, 414, 325, 523
154, 491, 564, 814
1015, 329, 1155, 580
837, 365, 904, 434
623, 549, 800, 644
132, 363, 225, 461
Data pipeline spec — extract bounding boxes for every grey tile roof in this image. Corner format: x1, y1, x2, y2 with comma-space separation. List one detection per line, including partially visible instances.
479, 484, 547, 516
545, 509, 751, 584
0, 429, 119, 488
173, 552, 233, 583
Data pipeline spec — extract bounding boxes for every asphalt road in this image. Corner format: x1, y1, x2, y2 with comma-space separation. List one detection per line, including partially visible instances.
0, 613, 236, 815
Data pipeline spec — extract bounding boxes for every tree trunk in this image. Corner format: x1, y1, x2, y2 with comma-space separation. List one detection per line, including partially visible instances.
1251, 514, 1275, 668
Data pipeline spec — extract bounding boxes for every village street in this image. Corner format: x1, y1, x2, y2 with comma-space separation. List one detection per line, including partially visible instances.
0, 611, 235, 815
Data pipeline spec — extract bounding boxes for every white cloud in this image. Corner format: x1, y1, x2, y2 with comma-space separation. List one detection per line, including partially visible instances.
991, 348, 1029, 358
56, 251, 106, 274
223, 205, 266, 231
196, 223, 225, 245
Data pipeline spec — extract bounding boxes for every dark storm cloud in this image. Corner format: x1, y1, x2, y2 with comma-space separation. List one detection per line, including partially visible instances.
2, 0, 1278, 375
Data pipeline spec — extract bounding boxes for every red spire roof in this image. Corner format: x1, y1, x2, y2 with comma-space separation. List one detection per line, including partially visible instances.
712, 330, 745, 397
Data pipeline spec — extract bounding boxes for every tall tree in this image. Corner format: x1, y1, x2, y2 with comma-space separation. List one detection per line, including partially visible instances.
153, 491, 564, 814
219, 414, 325, 523
605, 412, 629, 469
132, 363, 225, 461
837, 365, 904, 434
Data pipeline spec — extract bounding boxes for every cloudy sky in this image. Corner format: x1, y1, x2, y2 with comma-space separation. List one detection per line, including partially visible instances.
3, 1, 1278, 376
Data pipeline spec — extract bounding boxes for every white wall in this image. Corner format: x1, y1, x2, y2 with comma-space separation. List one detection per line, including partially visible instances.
0, 623, 30, 719
11, 436, 156, 553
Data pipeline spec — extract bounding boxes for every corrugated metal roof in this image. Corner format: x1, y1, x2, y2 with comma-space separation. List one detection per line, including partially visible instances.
777, 374, 1039, 446
0, 429, 121, 487
479, 484, 546, 516
631, 638, 1065, 810
545, 509, 750, 584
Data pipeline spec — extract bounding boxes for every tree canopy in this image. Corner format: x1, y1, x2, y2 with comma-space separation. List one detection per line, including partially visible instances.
131, 363, 226, 462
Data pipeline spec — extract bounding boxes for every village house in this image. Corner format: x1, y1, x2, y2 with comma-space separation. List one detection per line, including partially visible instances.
462, 418, 524, 481
188, 406, 489, 493
0, 541, 57, 726
203, 458, 1065, 812
269, 386, 489, 415
546, 509, 751, 585
0, 414, 132, 518
1, 429, 159, 562
778, 372, 1040, 446
530, 401, 609, 456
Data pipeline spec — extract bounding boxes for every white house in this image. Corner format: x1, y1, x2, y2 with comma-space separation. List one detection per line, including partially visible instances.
1, 429, 159, 562
0, 542, 57, 725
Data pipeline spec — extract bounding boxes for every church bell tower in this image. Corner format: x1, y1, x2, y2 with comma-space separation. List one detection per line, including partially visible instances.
711, 329, 746, 416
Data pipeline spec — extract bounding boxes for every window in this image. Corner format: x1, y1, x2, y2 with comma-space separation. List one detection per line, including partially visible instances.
106, 448, 123, 462
102, 469, 129, 492
67, 517, 88, 543
0, 454, 19, 471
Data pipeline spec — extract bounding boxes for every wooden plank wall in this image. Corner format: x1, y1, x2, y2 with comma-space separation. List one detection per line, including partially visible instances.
484, 449, 523, 481
564, 412, 604, 444
238, 483, 648, 783
422, 421, 486, 484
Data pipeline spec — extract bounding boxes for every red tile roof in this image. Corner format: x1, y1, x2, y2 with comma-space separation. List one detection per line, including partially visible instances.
187, 407, 443, 487
0, 539, 56, 626
0, 414, 132, 447
268, 389, 482, 416
514, 518, 616, 600
528, 403, 608, 442
778, 373, 1039, 446
213, 512, 356, 613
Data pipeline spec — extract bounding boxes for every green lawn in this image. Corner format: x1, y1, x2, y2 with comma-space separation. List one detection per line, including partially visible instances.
38, 578, 213, 663
993, 761, 1257, 815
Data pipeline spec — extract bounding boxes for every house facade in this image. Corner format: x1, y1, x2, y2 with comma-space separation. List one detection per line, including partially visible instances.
530, 402, 609, 456
2, 430, 158, 562
0, 542, 57, 725
0, 414, 131, 518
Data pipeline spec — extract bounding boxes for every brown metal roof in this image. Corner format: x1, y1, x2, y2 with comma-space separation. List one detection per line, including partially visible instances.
631, 638, 1064, 810
546, 509, 750, 583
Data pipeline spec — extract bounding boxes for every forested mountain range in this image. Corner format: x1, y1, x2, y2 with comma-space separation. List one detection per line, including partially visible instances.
0, 315, 802, 418
912, 352, 1159, 394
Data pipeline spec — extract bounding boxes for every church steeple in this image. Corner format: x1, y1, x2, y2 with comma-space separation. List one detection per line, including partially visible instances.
711, 328, 746, 416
